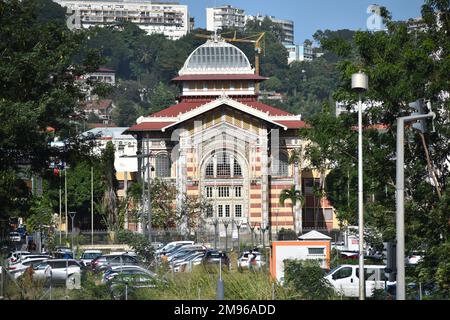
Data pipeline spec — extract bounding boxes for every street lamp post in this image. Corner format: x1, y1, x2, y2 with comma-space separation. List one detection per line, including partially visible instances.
68, 211, 76, 251
249, 223, 256, 248
352, 70, 368, 300
223, 220, 230, 252
211, 219, 219, 250
395, 110, 435, 300
235, 219, 242, 255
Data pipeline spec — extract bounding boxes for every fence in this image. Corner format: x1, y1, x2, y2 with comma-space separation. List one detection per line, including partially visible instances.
50, 227, 344, 253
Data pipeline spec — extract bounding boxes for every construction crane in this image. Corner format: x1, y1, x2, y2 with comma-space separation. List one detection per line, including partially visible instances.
195, 31, 266, 76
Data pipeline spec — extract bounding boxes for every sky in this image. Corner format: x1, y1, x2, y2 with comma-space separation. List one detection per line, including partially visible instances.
179, 0, 425, 44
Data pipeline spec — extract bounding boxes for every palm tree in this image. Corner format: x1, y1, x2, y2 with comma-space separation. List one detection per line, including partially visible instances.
279, 185, 304, 235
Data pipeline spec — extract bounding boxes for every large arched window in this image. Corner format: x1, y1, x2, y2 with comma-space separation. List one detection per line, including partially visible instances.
216, 152, 231, 177
204, 151, 242, 178
155, 154, 171, 177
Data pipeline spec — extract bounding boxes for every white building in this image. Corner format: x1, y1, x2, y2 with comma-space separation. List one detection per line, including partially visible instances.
286, 44, 314, 64
83, 127, 138, 198
206, 5, 246, 32
246, 14, 294, 45
54, 0, 191, 40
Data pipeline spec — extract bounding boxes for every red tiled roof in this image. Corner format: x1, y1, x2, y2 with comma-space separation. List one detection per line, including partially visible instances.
241, 101, 293, 116
125, 121, 176, 132
149, 99, 293, 118
150, 101, 207, 117
172, 74, 268, 81
82, 99, 113, 110
275, 120, 308, 129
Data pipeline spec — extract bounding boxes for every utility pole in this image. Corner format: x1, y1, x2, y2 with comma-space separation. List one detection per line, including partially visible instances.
64, 166, 68, 241
395, 104, 435, 300
59, 170, 62, 245
147, 159, 152, 243
91, 166, 94, 246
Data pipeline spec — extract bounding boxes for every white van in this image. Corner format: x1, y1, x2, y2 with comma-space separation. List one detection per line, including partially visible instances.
324, 264, 395, 298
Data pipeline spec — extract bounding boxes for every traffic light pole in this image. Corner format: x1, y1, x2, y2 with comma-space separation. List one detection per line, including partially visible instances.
396, 112, 435, 300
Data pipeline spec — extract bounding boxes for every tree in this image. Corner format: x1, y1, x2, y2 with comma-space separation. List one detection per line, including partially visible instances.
279, 185, 304, 234
262, 76, 283, 92
112, 99, 139, 127
177, 194, 211, 238
99, 141, 119, 231
0, 0, 102, 224
307, 1, 449, 295
284, 259, 335, 300
148, 82, 176, 114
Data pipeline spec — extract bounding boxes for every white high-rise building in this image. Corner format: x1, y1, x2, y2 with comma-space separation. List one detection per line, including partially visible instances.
206, 5, 245, 32
53, 0, 191, 40
286, 44, 314, 64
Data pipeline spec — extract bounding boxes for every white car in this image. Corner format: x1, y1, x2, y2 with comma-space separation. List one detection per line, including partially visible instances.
7, 251, 31, 265
173, 253, 204, 272
8, 257, 50, 279
406, 253, 424, 265
237, 251, 265, 270
324, 264, 395, 298
33, 259, 82, 284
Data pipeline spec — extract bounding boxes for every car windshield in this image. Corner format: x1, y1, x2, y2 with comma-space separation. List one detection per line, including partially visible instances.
82, 253, 101, 259
325, 266, 342, 277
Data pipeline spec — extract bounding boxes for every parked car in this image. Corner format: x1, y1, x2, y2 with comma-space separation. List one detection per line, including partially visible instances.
156, 241, 194, 256
406, 252, 424, 265
6, 251, 31, 265
102, 265, 156, 284
324, 264, 395, 298
202, 250, 231, 270
9, 232, 21, 242
166, 245, 207, 263
173, 252, 205, 272
109, 272, 160, 300
91, 254, 140, 273
31, 259, 83, 284
80, 250, 103, 266
237, 251, 265, 270
8, 257, 52, 279
159, 243, 194, 262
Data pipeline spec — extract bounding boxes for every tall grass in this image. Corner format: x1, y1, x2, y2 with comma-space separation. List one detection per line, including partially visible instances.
132, 266, 296, 300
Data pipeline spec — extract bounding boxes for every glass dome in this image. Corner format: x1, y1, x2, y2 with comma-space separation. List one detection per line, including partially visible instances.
179, 40, 254, 75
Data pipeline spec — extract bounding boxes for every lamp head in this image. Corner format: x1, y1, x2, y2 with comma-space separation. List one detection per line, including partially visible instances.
351, 71, 368, 93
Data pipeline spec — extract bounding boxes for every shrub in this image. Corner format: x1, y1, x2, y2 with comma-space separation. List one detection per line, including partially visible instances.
283, 259, 336, 300
277, 228, 298, 241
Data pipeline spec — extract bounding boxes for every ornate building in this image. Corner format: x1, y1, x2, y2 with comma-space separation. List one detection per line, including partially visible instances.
125, 38, 337, 236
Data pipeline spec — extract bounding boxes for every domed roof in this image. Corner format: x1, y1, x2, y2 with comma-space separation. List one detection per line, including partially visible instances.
179, 40, 254, 75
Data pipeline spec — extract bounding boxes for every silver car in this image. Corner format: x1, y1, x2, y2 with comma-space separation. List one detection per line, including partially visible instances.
91, 254, 140, 273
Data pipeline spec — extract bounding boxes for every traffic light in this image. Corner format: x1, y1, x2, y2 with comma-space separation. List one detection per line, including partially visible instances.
383, 241, 397, 282
409, 99, 428, 133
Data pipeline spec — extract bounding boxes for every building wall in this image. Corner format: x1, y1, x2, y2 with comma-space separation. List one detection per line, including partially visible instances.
135, 108, 337, 233
54, 0, 190, 40
206, 5, 246, 32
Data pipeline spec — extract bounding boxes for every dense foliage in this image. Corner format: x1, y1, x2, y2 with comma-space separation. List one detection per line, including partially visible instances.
301, 0, 449, 295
